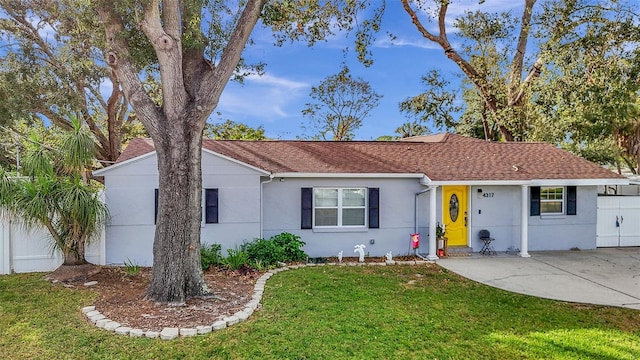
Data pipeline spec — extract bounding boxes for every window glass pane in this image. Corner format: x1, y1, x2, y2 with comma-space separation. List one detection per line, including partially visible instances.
315, 208, 338, 226
541, 187, 563, 200
541, 201, 563, 213
342, 189, 365, 206
342, 208, 365, 226
314, 189, 338, 206
540, 187, 564, 214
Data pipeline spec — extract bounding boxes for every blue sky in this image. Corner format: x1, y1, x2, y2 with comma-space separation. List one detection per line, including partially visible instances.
216, 1, 523, 140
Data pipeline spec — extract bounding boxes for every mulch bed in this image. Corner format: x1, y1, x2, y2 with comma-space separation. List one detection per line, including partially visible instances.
47, 264, 260, 331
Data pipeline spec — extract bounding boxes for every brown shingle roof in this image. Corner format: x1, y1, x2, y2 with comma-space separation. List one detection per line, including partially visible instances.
116, 138, 154, 163
114, 134, 623, 182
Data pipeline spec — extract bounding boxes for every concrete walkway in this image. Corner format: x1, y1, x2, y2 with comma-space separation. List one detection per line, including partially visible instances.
437, 248, 640, 309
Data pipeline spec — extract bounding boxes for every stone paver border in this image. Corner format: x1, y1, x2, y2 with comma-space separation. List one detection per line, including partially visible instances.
82, 260, 431, 340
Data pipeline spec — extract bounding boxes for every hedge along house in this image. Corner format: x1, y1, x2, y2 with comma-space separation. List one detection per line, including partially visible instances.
93, 133, 627, 266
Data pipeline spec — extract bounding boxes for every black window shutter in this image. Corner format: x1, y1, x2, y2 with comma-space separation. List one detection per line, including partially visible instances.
530, 187, 540, 216
368, 188, 380, 229
205, 189, 219, 223
566, 186, 577, 215
301, 188, 312, 229
154, 188, 159, 224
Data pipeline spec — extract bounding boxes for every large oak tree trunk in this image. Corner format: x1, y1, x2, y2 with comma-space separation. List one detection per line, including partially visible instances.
147, 124, 209, 304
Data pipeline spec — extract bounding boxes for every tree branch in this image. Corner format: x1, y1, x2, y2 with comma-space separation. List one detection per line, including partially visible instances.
162, 0, 181, 40
199, 0, 266, 118
38, 108, 72, 130
182, 2, 212, 99
79, 108, 111, 161
106, 73, 124, 161
508, 0, 536, 103
97, 4, 162, 139
73, 77, 110, 158
510, 55, 543, 106
400, 0, 440, 43
140, 0, 187, 119
437, 1, 448, 42
86, 84, 109, 112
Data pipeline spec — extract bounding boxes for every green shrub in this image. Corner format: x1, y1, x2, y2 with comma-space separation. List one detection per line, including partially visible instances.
201, 243, 223, 271
244, 238, 285, 267
243, 232, 307, 268
272, 232, 307, 262
223, 246, 249, 270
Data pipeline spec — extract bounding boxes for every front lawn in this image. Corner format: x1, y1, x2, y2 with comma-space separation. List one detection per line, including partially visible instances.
1, 264, 639, 359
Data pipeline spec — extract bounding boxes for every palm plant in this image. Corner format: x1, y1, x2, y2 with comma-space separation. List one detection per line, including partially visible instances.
0, 118, 108, 266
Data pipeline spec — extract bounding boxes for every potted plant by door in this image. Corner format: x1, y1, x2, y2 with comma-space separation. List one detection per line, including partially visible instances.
436, 223, 447, 257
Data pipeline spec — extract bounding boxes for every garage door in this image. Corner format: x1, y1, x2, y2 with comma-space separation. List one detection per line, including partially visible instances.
597, 196, 640, 247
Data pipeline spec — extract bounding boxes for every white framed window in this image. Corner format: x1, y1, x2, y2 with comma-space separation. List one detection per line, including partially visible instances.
540, 187, 564, 214
313, 188, 366, 227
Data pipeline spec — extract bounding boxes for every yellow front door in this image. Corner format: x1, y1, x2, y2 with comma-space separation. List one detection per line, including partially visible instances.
443, 186, 468, 246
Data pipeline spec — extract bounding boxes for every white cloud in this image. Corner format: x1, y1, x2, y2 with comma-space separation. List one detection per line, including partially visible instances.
375, 36, 442, 50
244, 72, 308, 90
217, 72, 310, 122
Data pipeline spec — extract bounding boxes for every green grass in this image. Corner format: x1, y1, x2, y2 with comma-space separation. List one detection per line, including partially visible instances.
1, 265, 640, 359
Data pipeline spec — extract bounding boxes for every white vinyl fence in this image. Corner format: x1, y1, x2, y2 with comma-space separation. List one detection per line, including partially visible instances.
597, 196, 640, 247
0, 220, 105, 275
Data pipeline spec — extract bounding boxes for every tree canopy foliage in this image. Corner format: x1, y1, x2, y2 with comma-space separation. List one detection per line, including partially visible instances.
0, 0, 139, 164
302, 65, 382, 140
531, 1, 640, 172
395, 121, 431, 139
399, 70, 461, 133
204, 119, 266, 140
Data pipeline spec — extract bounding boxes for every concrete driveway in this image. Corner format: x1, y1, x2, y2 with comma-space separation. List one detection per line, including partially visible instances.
436, 248, 640, 309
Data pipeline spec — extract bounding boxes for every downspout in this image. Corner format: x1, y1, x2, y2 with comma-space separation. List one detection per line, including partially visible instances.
414, 187, 433, 260
259, 174, 275, 239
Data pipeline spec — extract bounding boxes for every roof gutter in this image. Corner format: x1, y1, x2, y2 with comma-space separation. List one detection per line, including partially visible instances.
92, 151, 157, 176
422, 179, 629, 186
273, 172, 426, 179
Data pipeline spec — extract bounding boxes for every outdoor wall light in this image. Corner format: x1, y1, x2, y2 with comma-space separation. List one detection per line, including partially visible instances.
370, 239, 375, 245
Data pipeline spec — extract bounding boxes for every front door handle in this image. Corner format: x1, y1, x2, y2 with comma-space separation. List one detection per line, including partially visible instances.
464, 211, 468, 227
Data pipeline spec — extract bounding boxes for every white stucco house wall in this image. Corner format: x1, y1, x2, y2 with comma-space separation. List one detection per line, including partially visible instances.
93, 133, 628, 266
